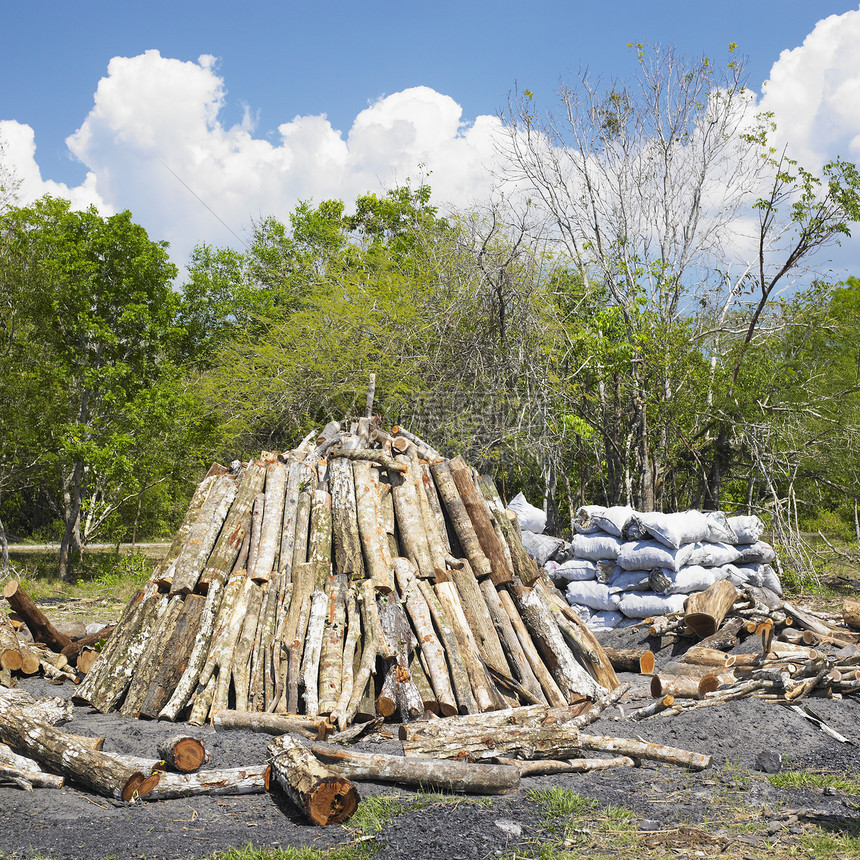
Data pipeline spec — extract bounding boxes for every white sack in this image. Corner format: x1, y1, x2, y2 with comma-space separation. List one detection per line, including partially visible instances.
625, 510, 714, 549
649, 565, 725, 595
565, 580, 621, 612
569, 532, 624, 561
705, 512, 738, 544
591, 505, 636, 538
574, 505, 606, 535
726, 515, 765, 545
507, 492, 546, 534
735, 541, 776, 565
553, 558, 599, 582
616, 540, 695, 572
585, 610, 625, 630
685, 541, 742, 568
520, 530, 565, 566
735, 563, 783, 595
618, 591, 687, 619
607, 569, 653, 591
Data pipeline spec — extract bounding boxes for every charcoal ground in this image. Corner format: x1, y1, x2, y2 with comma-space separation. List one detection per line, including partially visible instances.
2, 624, 860, 860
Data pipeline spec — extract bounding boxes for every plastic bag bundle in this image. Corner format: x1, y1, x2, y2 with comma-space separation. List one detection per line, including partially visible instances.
649, 565, 726, 595
573, 505, 606, 534
726, 515, 765, 545
519, 530, 565, 566
616, 540, 695, 572
617, 591, 687, 619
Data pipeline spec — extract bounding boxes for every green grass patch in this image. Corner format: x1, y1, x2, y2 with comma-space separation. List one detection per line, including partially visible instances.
768, 769, 860, 794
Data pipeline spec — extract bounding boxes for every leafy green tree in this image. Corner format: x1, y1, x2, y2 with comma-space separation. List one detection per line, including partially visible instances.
0, 197, 182, 578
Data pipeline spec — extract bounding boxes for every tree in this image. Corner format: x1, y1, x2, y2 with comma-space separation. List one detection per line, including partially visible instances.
0, 197, 181, 579
501, 42, 860, 510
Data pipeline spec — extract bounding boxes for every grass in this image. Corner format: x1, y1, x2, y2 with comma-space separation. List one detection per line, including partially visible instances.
768, 769, 860, 794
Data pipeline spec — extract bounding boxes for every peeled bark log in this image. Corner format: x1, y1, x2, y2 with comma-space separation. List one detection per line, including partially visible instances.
497, 756, 634, 776
268, 734, 359, 825
157, 736, 209, 772
603, 647, 655, 674
302, 590, 328, 717
0, 611, 21, 671
318, 575, 348, 715
230, 582, 265, 711
650, 674, 704, 699
578, 733, 711, 770
2, 581, 73, 652
339, 580, 380, 730
447, 457, 513, 586
311, 743, 519, 794
685, 580, 739, 638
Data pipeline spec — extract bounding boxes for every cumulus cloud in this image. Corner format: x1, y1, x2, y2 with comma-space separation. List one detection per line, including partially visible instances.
759, 6, 860, 171
53, 50, 502, 270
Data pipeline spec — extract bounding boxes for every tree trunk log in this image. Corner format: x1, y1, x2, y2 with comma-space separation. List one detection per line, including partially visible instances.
353, 461, 395, 594
497, 756, 634, 776
138, 765, 270, 800
267, 734, 359, 826
213, 709, 330, 739
330, 459, 365, 581
302, 590, 328, 717
231, 582, 266, 711
578, 733, 711, 769
156, 736, 209, 772
390, 456, 437, 579
602, 647, 655, 674
318, 575, 348, 715
0, 610, 21, 672
311, 743, 519, 794
843, 597, 860, 631
308, 490, 333, 587
250, 461, 288, 584
339, 580, 380, 730
376, 597, 423, 720
2, 581, 73, 653
685, 580, 739, 638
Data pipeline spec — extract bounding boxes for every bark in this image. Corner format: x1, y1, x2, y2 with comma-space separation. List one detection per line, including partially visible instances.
231, 581, 265, 711
685, 580, 739, 638
353, 461, 395, 594
447, 457, 513, 586
329, 448, 407, 474
0, 699, 146, 800
302, 590, 328, 717
311, 743, 519, 794
283, 562, 316, 714
602, 647, 655, 674
246, 492, 266, 579
291, 491, 313, 570
340, 579, 381, 730
278, 460, 304, 581
497, 756, 634, 776
430, 461, 493, 579
209, 576, 256, 717
844, 597, 860, 631
170, 474, 238, 594
2, 581, 73, 652
308, 490, 333, 587
0, 610, 21, 671
250, 461, 288, 584
330, 459, 365, 581
212, 710, 330, 739
578, 733, 711, 770
267, 734, 359, 826
330, 587, 361, 727
376, 597, 424, 721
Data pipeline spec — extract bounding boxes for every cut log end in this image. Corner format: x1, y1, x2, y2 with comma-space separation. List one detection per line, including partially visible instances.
121, 772, 148, 802
305, 777, 360, 826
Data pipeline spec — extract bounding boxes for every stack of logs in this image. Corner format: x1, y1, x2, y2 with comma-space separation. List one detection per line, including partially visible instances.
630, 580, 860, 720
73, 418, 620, 728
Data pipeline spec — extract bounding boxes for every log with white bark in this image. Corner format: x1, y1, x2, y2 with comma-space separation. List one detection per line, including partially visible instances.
267, 734, 359, 826
308, 490, 333, 587
250, 461, 288, 584
329, 587, 361, 727
338, 580, 380, 730
376, 597, 424, 720
301, 590, 328, 717
170, 474, 238, 594
318, 574, 348, 715
282, 561, 316, 714
390, 456, 437, 579
353, 461, 395, 594
496, 756, 635, 776
137, 765, 270, 800
330, 459, 365, 581
231, 580, 265, 711
213, 709, 331, 739
311, 743, 519, 794
0, 700, 147, 800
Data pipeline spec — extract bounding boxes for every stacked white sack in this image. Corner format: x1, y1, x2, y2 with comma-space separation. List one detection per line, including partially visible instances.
508, 499, 782, 632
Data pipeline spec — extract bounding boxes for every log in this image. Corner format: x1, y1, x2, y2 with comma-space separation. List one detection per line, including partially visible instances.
268, 734, 359, 826
308, 490, 333, 587
390, 456, 437, 579
283, 562, 317, 715
511, 585, 603, 702
2, 581, 73, 652
0, 611, 21, 671
376, 597, 423, 721
603, 647, 655, 675
430, 461, 493, 579
311, 743, 519, 794
496, 756, 634, 776
61, 625, 116, 665
318, 574, 348, 715
353, 461, 395, 594
497, 587, 567, 708
330, 459, 365, 581
231, 581, 265, 711
339, 580, 380, 730
330, 587, 362, 727
578, 733, 711, 770
844, 597, 860, 632
213, 710, 330, 739
278, 460, 304, 581
329, 448, 407, 474
0, 700, 146, 800
170, 474, 238, 594
246, 492, 266, 577
138, 765, 269, 800
157, 736, 210, 772
301, 590, 328, 717
447, 457, 513, 586
409, 447, 448, 574
685, 580, 739, 638
650, 674, 704, 699
291, 490, 313, 570
250, 461, 288, 584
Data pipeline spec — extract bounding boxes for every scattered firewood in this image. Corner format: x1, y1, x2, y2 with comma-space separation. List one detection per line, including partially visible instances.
2, 581, 73, 653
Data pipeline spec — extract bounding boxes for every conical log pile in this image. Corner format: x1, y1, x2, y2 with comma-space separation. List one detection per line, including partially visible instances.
74, 418, 619, 728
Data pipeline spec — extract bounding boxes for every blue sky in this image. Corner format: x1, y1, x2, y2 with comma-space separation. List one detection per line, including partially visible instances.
2, 1, 860, 276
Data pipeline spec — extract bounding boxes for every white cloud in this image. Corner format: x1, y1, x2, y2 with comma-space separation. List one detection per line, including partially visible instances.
759, 6, 860, 171
0, 120, 106, 212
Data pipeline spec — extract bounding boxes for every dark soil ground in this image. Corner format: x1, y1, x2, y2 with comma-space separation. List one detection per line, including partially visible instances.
2, 620, 860, 860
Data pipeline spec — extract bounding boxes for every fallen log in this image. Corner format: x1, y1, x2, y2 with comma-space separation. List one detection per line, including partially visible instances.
578, 734, 711, 770
2, 581, 73, 653
268, 734, 359, 826
310, 743, 519, 794
684, 580, 739, 638
495, 755, 634, 776
138, 765, 270, 800
213, 709, 331, 739
157, 736, 209, 773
